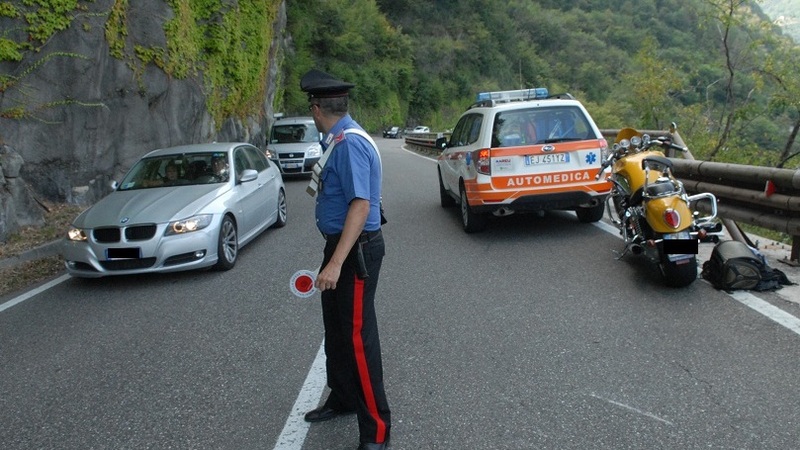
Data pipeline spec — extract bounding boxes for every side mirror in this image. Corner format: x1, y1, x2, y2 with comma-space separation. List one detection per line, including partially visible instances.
239, 169, 258, 183
435, 137, 448, 150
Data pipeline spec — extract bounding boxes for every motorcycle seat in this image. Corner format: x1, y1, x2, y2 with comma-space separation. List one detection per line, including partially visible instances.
641, 155, 673, 170
644, 178, 679, 197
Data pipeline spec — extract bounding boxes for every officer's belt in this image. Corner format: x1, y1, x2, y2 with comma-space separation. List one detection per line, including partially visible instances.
322, 229, 381, 243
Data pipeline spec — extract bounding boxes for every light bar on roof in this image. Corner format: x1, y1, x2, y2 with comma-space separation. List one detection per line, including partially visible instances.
475, 88, 548, 103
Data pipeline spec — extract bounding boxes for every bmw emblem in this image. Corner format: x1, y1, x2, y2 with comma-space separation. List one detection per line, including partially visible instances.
120, 217, 129, 224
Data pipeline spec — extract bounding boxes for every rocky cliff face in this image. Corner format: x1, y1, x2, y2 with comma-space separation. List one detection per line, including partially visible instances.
0, 0, 286, 242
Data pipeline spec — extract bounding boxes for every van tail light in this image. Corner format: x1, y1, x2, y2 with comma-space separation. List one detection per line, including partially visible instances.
599, 138, 609, 162
472, 148, 491, 175
663, 208, 681, 229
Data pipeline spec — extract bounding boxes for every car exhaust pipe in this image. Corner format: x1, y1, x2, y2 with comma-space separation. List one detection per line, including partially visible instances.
493, 207, 515, 217
581, 198, 601, 208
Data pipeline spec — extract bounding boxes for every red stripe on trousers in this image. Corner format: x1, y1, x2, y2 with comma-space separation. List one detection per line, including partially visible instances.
352, 275, 387, 443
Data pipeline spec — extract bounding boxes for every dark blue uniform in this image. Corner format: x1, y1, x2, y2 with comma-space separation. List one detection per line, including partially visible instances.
316, 114, 390, 445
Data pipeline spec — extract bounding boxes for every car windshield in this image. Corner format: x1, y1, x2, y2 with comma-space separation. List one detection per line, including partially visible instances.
117, 152, 230, 190
492, 106, 593, 147
270, 123, 320, 144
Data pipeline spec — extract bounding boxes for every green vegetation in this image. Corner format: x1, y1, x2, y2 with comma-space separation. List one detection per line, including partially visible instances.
277, 0, 800, 170
3, 0, 280, 124
103, 0, 280, 122
281, 0, 414, 131
2, 0, 798, 170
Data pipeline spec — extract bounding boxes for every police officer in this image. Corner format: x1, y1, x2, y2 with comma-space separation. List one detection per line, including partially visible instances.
300, 69, 390, 450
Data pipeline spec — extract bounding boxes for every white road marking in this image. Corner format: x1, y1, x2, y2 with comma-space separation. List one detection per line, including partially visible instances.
0, 273, 329, 449
729, 290, 800, 336
590, 393, 674, 426
401, 145, 437, 161
592, 221, 800, 337
0, 274, 70, 313
273, 342, 327, 450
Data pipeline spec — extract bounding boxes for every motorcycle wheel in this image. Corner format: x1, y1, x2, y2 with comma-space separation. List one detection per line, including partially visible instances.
659, 254, 698, 287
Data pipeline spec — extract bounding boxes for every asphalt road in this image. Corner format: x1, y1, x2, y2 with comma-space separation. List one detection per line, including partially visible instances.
2, 137, 800, 449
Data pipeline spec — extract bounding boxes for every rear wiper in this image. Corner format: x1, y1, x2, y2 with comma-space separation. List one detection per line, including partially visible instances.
543, 137, 584, 144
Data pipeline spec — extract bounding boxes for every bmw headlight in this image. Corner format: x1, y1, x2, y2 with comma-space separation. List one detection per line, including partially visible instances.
67, 227, 88, 241
165, 214, 213, 236
306, 144, 322, 158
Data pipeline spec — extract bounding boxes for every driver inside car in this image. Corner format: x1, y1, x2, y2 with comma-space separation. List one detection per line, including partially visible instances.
211, 155, 229, 182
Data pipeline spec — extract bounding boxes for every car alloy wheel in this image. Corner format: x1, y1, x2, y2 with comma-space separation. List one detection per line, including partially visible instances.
273, 189, 287, 228
214, 215, 238, 270
460, 185, 487, 233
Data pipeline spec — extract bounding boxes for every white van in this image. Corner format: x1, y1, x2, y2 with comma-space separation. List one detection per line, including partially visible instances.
266, 116, 323, 177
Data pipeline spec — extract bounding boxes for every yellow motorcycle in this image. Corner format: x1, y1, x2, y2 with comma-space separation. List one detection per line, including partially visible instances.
597, 126, 718, 287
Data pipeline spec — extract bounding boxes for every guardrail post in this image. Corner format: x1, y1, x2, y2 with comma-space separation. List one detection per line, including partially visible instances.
786, 238, 800, 267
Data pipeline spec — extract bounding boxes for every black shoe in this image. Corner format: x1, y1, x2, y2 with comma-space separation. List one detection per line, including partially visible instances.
357, 442, 388, 450
303, 405, 355, 423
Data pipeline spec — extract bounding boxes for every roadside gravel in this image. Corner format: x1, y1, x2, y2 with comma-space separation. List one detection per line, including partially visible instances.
0, 203, 81, 298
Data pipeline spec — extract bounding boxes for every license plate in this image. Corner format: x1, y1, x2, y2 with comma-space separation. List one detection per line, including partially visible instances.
282, 162, 301, 169
106, 248, 140, 259
525, 153, 569, 165
663, 232, 698, 260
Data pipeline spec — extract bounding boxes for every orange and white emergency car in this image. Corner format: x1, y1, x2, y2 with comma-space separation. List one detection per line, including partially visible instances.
436, 88, 612, 232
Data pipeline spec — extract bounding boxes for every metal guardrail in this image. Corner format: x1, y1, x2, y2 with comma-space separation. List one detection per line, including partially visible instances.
405, 129, 800, 264
403, 132, 446, 148
599, 129, 800, 265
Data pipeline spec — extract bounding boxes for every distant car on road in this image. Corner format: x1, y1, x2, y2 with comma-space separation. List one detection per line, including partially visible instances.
265, 116, 323, 177
383, 126, 402, 138
412, 126, 430, 133
62, 142, 287, 277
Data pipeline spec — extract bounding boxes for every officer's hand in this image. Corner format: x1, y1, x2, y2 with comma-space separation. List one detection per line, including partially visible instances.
316, 263, 341, 291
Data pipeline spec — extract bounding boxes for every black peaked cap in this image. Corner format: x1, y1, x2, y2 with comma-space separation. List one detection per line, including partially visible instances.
300, 69, 355, 98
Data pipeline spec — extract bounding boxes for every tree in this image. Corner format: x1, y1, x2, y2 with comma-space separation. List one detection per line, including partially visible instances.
622, 36, 683, 130
702, 0, 764, 160
763, 39, 800, 167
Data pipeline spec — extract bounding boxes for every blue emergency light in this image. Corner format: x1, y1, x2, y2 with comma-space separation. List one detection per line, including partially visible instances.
475, 88, 548, 103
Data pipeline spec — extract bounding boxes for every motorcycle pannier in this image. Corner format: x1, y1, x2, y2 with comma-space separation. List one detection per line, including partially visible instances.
701, 240, 762, 290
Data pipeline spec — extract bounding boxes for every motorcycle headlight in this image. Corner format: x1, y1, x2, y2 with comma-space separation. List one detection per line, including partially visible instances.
306, 144, 322, 158
165, 214, 213, 236
67, 227, 88, 241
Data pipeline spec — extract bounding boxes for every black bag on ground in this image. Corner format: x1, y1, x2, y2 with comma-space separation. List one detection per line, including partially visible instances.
701, 240, 763, 290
